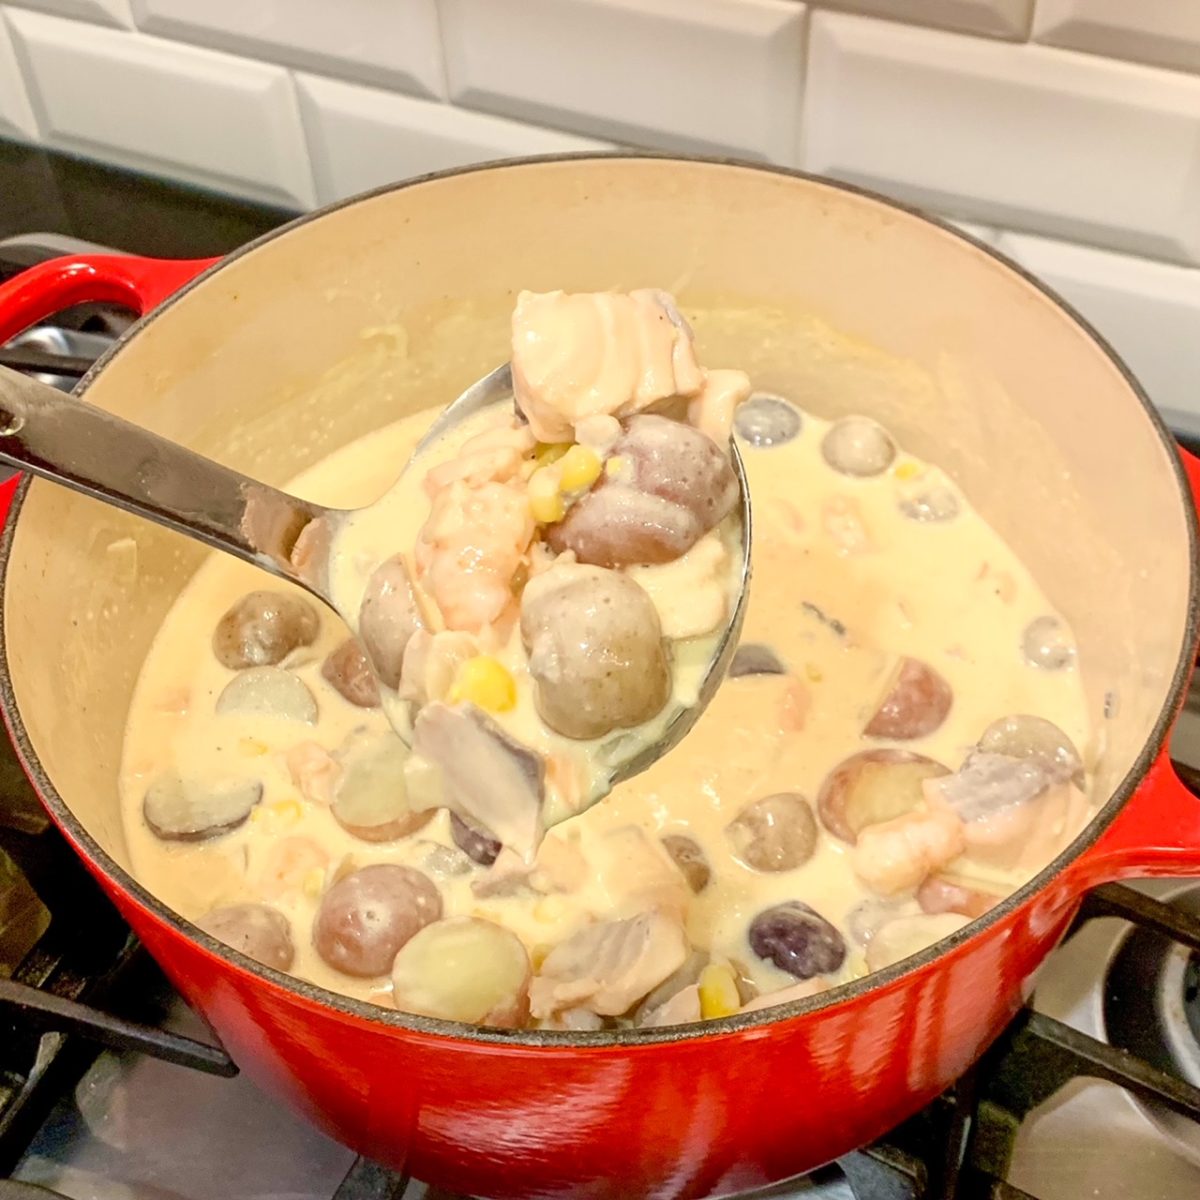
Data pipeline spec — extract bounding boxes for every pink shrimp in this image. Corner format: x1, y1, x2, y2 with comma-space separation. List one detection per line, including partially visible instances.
423, 421, 536, 495
259, 836, 329, 899
285, 742, 340, 807
415, 479, 535, 632
852, 809, 966, 896
544, 752, 585, 820
778, 678, 812, 733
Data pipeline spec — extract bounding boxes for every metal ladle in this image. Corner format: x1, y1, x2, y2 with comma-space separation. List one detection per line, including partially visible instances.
0, 362, 751, 807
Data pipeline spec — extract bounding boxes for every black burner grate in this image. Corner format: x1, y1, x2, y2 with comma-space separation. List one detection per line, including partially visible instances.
0, 821, 136, 1178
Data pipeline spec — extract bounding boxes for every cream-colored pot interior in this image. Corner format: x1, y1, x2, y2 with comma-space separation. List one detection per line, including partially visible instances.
3, 157, 1192, 876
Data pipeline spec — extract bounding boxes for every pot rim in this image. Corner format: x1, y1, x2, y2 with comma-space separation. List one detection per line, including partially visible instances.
1, 151, 1195, 1050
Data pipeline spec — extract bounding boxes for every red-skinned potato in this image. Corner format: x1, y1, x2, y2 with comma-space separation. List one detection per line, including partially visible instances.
450, 811, 502, 866
726, 793, 818, 872
520, 565, 670, 740
660, 834, 711, 893
143, 773, 262, 842
331, 736, 433, 843
978, 713, 1085, 787
863, 657, 952, 740
197, 903, 294, 971
215, 667, 317, 723
1022, 614, 1075, 671
728, 642, 786, 678
213, 590, 319, 669
357, 555, 424, 689
820, 416, 895, 477
616, 414, 738, 525
817, 749, 949, 844
391, 916, 531, 1027
321, 638, 380, 708
313, 864, 441, 977
546, 415, 737, 567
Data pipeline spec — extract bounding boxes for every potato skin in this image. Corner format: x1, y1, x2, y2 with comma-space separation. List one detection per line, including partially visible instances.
213, 591, 318, 669
198, 903, 295, 971
546, 415, 737, 568
321, 638, 380, 708
863, 657, 952, 740
313, 864, 442, 977
520, 566, 670, 740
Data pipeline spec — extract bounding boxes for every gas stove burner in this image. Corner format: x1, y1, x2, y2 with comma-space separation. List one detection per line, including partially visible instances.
1103, 881, 1200, 1167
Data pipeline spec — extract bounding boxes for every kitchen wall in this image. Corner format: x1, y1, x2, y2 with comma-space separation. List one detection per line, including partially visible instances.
0, 0, 1198, 432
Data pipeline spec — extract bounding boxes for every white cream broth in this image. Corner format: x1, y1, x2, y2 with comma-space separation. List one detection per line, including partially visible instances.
120, 393, 1090, 1017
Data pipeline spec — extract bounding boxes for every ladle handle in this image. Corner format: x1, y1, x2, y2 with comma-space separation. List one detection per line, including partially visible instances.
0, 364, 327, 586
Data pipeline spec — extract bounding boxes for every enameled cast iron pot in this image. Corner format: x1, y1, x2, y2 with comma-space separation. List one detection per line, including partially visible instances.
0, 156, 1198, 1200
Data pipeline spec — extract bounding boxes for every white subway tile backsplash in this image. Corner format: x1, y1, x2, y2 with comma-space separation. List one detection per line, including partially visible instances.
6, 0, 130, 29
439, 0, 806, 161
297, 74, 613, 205
809, 0, 1030, 40
996, 230, 1200, 434
803, 12, 1200, 265
131, 0, 444, 99
1032, 1, 1200, 77
0, 11, 38, 137
7, 9, 314, 207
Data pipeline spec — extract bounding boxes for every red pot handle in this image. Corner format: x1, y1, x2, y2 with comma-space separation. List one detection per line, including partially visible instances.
0, 251, 215, 513
1072, 447, 1200, 887
0, 252, 217, 344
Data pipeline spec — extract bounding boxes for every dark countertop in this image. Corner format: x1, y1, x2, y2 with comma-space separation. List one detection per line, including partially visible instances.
0, 138, 298, 259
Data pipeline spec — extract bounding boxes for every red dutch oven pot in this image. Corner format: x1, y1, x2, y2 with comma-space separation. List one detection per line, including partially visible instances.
0, 156, 1198, 1200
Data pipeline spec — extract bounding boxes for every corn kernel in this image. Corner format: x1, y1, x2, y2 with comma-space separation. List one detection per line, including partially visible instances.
269, 798, 303, 824
302, 867, 325, 899
239, 736, 269, 757
698, 963, 741, 1020
249, 806, 268, 824
535, 441, 571, 467
531, 943, 552, 970
531, 492, 565, 524
558, 444, 602, 493
605, 455, 627, 479
449, 655, 517, 713
529, 468, 565, 524
894, 461, 923, 481
805, 662, 823, 683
